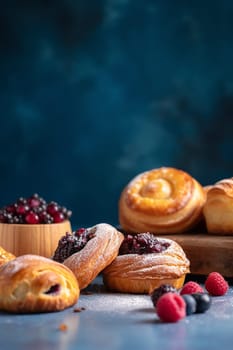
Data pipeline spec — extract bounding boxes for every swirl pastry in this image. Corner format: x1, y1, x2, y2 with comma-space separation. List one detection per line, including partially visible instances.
119, 167, 206, 234
103, 233, 190, 294
203, 177, 233, 234
53, 223, 124, 290
0, 254, 79, 313
0, 246, 15, 267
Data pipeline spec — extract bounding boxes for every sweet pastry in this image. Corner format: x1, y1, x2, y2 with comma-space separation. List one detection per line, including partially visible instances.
119, 167, 206, 234
103, 232, 190, 294
203, 177, 233, 234
0, 193, 72, 257
53, 223, 124, 290
0, 246, 15, 267
0, 254, 79, 313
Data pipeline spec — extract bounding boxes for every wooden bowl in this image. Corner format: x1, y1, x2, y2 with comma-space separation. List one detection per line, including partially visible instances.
0, 220, 72, 258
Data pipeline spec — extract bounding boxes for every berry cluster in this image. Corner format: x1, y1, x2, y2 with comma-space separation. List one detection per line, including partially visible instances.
0, 194, 72, 224
151, 271, 229, 323
119, 233, 170, 255
53, 228, 96, 263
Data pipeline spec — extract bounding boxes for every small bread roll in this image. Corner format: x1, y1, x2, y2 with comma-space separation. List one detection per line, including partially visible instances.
0, 255, 79, 313
203, 177, 233, 234
119, 167, 206, 234
103, 233, 190, 294
0, 246, 15, 267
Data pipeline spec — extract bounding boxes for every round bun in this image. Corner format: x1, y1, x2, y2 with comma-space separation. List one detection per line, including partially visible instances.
119, 167, 206, 234
103, 236, 190, 294
0, 246, 15, 267
0, 254, 79, 313
203, 177, 233, 234
63, 223, 124, 290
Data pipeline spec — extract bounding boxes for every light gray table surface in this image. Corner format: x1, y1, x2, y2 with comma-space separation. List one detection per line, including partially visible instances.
0, 275, 233, 350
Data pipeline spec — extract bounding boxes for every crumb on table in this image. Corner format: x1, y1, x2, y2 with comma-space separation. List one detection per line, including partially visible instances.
58, 323, 68, 331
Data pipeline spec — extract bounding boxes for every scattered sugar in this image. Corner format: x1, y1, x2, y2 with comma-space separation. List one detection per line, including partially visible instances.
80, 291, 152, 314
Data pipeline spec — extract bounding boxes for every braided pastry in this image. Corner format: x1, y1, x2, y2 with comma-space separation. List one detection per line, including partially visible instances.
119, 167, 206, 234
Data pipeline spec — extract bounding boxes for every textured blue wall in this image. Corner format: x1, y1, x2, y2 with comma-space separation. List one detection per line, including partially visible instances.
1, 0, 233, 227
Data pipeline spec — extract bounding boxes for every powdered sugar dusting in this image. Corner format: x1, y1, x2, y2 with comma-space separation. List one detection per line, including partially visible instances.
64, 223, 123, 268
81, 290, 152, 314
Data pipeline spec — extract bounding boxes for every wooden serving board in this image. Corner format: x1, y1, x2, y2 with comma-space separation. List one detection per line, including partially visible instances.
158, 233, 233, 278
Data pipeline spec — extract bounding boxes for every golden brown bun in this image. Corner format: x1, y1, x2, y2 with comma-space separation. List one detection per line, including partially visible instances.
203, 177, 233, 234
64, 223, 124, 290
103, 237, 190, 294
119, 167, 206, 234
0, 255, 79, 313
0, 246, 16, 267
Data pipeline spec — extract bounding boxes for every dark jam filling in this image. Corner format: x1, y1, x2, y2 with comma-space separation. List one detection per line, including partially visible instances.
119, 233, 170, 255
52, 228, 95, 263
44, 284, 61, 295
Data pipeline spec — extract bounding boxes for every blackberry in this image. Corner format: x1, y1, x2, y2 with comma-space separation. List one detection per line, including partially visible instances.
52, 228, 96, 263
0, 193, 72, 224
150, 284, 178, 307
119, 233, 170, 255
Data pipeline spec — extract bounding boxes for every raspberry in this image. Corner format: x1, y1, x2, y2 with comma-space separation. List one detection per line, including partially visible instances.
205, 272, 229, 296
150, 284, 177, 307
180, 281, 204, 295
156, 292, 186, 323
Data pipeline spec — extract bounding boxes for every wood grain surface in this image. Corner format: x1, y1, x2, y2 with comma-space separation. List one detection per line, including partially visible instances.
159, 233, 233, 277
0, 221, 71, 258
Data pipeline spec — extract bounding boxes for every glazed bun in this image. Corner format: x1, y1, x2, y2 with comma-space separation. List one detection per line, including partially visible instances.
119, 167, 206, 234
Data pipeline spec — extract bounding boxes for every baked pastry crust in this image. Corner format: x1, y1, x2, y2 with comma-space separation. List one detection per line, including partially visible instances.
119, 167, 206, 234
103, 237, 190, 294
203, 177, 233, 234
0, 254, 79, 313
0, 246, 15, 267
64, 223, 124, 289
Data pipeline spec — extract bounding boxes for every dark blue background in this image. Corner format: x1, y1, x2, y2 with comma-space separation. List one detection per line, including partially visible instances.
1, 0, 233, 228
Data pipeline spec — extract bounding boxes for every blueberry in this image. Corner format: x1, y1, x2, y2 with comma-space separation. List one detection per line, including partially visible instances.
192, 293, 212, 313
181, 294, 197, 315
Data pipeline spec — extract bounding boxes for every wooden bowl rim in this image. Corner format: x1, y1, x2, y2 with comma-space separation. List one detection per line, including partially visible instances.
0, 220, 71, 228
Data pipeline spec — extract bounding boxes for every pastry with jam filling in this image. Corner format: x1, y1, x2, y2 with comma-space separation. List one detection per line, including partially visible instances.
103, 232, 190, 294
53, 223, 124, 290
0, 254, 79, 313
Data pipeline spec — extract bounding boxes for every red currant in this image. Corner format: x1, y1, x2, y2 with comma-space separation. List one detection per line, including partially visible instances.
25, 212, 40, 224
